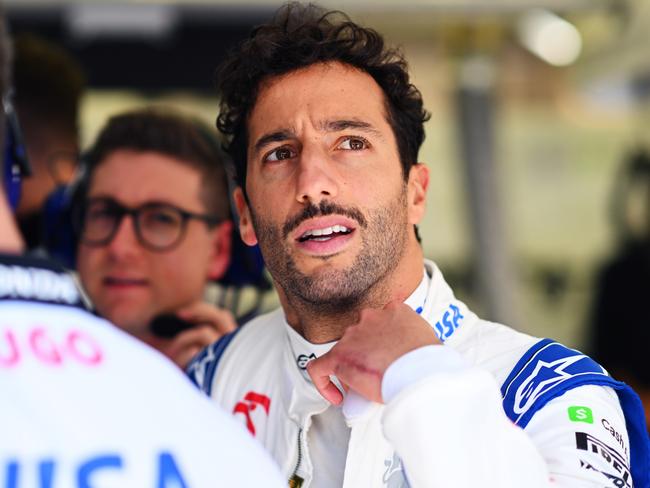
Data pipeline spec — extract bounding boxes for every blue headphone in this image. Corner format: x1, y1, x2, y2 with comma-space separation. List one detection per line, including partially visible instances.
2, 90, 31, 209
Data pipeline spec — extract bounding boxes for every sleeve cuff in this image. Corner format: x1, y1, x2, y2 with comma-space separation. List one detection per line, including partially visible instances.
381, 345, 468, 403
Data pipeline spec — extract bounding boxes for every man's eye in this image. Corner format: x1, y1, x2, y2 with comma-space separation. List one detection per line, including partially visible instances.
265, 146, 295, 162
151, 212, 177, 225
142, 209, 181, 228
87, 207, 115, 222
337, 137, 369, 151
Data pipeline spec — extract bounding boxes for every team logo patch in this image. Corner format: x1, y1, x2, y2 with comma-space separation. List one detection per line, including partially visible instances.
514, 354, 588, 415
383, 453, 409, 488
432, 303, 464, 342
576, 432, 631, 488
580, 459, 630, 488
602, 418, 628, 457
568, 406, 593, 424
296, 353, 316, 370
501, 340, 609, 427
233, 391, 271, 436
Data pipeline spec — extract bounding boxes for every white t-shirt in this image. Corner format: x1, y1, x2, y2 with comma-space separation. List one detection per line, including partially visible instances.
0, 254, 285, 488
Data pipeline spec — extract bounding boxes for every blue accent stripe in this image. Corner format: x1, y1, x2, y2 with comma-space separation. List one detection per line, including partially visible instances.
186, 325, 243, 396
501, 339, 607, 427
616, 385, 650, 488
501, 339, 650, 488
500, 338, 555, 402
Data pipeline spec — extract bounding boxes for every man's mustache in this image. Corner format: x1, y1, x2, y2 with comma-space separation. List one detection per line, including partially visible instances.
282, 200, 368, 239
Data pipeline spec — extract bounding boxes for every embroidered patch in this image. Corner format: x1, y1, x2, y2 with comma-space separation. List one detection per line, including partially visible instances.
432, 303, 464, 342
232, 391, 271, 436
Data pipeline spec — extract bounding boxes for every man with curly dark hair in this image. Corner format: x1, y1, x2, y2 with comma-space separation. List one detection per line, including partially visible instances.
189, 4, 649, 487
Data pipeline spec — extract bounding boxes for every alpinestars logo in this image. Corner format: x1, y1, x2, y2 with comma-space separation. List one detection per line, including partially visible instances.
576, 432, 631, 488
296, 353, 316, 370
186, 346, 216, 393
513, 354, 588, 415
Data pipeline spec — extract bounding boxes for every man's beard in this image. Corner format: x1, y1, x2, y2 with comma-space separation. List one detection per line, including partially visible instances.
250, 185, 409, 315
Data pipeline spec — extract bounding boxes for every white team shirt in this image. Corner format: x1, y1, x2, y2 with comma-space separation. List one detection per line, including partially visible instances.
0, 254, 285, 488
189, 259, 641, 487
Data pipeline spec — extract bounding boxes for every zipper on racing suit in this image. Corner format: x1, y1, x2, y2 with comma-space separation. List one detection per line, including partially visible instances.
288, 428, 304, 487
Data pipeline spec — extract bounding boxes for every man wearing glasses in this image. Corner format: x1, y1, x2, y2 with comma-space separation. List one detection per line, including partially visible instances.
0, 17, 285, 485
76, 108, 236, 368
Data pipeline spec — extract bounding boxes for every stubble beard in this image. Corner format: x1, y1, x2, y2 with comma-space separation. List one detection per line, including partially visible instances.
251, 185, 409, 317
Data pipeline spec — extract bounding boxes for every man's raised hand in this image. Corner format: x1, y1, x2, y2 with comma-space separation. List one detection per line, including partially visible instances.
307, 301, 440, 405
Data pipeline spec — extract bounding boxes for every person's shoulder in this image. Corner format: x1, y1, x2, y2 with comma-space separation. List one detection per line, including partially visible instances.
187, 307, 286, 393
450, 313, 541, 385
0, 253, 87, 309
423, 260, 541, 380
211, 306, 285, 351
222, 306, 287, 352
474, 319, 540, 353
240, 306, 286, 330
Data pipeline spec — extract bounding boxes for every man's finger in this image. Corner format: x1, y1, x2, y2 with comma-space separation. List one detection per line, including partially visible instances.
174, 346, 203, 371
177, 304, 237, 334
165, 326, 220, 365
306, 356, 344, 405
174, 325, 220, 348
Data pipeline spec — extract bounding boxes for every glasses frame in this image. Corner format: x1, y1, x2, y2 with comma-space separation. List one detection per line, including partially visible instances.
77, 197, 221, 252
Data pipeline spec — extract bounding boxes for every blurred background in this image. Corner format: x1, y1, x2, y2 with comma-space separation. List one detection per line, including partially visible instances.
6, 0, 650, 355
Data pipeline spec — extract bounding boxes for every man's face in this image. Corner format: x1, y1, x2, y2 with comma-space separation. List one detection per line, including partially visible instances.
77, 150, 230, 337
237, 62, 426, 312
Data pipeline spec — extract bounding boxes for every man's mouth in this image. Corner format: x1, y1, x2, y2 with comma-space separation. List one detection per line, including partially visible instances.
282, 201, 367, 239
298, 225, 353, 243
104, 277, 148, 287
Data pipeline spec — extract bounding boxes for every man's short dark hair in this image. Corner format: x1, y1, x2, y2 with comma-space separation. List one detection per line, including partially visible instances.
14, 34, 85, 142
84, 108, 231, 220
216, 2, 430, 191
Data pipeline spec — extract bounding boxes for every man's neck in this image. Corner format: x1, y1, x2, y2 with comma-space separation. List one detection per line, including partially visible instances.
279, 246, 425, 344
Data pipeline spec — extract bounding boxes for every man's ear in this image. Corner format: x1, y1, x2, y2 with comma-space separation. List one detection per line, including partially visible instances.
407, 163, 429, 225
207, 220, 233, 281
233, 186, 258, 246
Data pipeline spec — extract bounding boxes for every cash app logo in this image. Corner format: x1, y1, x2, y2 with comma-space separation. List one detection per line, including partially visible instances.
568, 406, 593, 424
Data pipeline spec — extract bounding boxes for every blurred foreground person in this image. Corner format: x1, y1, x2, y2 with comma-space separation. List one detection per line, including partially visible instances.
189, 4, 650, 487
75, 109, 237, 369
13, 34, 83, 249
0, 17, 284, 488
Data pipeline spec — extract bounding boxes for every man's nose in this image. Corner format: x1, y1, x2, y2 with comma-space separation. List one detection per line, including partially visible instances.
295, 145, 339, 204
106, 215, 141, 258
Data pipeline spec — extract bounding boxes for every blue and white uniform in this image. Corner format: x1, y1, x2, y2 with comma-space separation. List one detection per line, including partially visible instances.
0, 253, 284, 488
189, 260, 650, 488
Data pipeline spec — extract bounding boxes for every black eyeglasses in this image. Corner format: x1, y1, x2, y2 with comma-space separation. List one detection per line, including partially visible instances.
78, 197, 221, 252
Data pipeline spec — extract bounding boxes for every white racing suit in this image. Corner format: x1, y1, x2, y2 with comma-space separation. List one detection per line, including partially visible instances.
0, 253, 284, 488
188, 259, 650, 488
